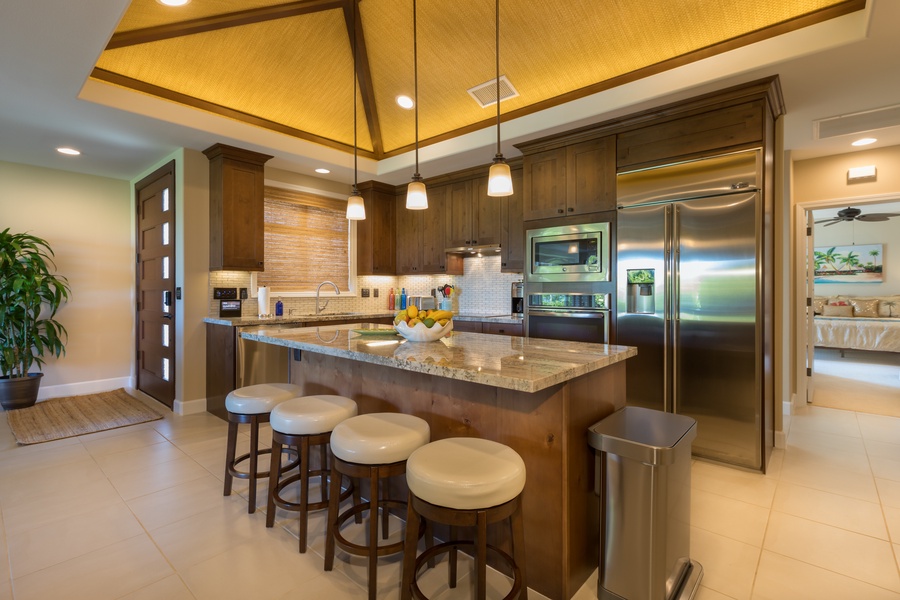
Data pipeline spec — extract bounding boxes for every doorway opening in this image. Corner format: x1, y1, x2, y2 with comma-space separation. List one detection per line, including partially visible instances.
802, 199, 900, 417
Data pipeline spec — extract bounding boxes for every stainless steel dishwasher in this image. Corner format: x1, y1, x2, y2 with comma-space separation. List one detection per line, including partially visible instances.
236, 324, 304, 388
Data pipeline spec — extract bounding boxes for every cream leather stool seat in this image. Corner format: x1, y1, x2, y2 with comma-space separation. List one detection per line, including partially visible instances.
401, 437, 528, 600
266, 395, 359, 553
223, 383, 302, 514
325, 413, 431, 600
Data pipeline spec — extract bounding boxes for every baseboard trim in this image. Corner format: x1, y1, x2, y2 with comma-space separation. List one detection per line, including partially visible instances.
37, 376, 134, 401
175, 397, 207, 416
775, 429, 787, 449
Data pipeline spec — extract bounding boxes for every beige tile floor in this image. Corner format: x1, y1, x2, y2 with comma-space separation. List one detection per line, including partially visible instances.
1, 393, 899, 599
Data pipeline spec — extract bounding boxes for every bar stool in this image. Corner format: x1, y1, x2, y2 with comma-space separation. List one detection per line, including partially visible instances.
223, 382, 302, 513
265, 394, 359, 553
401, 437, 528, 600
325, 413, 431, 600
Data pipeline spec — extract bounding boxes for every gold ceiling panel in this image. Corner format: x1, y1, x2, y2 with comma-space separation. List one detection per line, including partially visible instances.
93, 0, 863, 159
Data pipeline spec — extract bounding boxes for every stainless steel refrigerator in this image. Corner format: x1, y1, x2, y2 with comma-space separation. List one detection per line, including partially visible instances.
616, 149, 772, 471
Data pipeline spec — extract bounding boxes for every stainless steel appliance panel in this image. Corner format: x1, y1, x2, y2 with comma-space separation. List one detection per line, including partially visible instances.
616, 203, 669, 412
616, 149, 764, 470
674, 193, 760, 467
525, 222, 610, 283
528, 308, 608, 343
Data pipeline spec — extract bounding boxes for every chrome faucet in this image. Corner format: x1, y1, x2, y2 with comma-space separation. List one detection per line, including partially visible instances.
315, 281, 340, 315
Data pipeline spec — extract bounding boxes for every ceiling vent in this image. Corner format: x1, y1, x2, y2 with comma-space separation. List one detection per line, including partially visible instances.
814, 103, 900, 139
467, 75, 519, 108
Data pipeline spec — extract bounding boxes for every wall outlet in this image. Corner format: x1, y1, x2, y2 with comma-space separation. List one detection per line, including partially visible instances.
361, 288, 370, 298
373, 288, 379, 298
239, 288, 248, 300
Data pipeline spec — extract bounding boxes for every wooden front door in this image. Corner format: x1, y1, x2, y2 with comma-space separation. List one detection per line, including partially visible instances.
135, 162, 176, 408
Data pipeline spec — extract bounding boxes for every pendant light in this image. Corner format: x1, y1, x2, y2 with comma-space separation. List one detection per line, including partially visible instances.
487, 0, 513, 197
406, 0, 428, 210
346, 0, 366, 220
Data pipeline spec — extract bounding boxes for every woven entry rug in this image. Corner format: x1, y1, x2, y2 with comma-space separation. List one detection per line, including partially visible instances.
6, 388, 164, 445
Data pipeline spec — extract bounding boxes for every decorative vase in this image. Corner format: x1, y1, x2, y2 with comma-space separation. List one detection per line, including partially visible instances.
0, 373, 43, 410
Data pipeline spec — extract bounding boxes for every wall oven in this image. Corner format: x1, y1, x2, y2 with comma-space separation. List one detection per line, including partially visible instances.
525, 222, 610, 283
527, 293, 610, 344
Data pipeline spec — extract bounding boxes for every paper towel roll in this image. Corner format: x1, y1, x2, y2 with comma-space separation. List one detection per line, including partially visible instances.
258, 286, 270, 317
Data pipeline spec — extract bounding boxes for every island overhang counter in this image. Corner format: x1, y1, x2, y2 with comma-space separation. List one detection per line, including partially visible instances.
240, 323, 636, 599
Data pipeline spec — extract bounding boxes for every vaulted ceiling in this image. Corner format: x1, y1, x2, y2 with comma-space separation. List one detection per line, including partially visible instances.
91, 0, 863, 161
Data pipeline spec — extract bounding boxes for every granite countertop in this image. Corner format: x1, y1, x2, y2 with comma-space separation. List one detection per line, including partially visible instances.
453, 313, 523, 324
204, 312, 394, 327
240, 322, 636, 393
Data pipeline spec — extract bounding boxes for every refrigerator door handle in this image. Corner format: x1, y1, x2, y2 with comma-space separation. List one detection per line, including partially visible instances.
671, 204, 681, 414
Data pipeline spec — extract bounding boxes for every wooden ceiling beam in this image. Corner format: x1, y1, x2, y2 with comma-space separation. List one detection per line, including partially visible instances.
342, 0, 384, 156
106, 0, 345, 50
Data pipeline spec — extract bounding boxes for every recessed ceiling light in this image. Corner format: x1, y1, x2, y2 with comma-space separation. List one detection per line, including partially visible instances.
315, 168, 330, 174
56, 147, 81, 156
157, 0, 190, 5
851, 137, 877, 146
396, 95, 414, 110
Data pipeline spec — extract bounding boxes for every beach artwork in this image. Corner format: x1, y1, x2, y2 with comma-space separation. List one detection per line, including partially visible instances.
814, 243, 884, 283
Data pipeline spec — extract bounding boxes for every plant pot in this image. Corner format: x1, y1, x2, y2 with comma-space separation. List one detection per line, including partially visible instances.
0, 373, 43, 410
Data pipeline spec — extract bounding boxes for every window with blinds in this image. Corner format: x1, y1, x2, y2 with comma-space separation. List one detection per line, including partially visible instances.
255, 186, 350, 293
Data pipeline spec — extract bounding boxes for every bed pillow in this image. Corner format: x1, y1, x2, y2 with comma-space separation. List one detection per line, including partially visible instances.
822, 304, 854, 317
813, 297, 828, 315
875, 296, 900, 317
849, 297, 880, 318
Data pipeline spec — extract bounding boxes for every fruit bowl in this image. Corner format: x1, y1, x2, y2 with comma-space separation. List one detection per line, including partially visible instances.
394, 319, 453, 342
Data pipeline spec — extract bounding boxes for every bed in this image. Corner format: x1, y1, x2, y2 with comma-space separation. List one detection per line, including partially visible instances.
814, 295, 900, 353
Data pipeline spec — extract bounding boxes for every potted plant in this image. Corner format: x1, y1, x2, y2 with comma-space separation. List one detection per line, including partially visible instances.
0, 229, 70, 410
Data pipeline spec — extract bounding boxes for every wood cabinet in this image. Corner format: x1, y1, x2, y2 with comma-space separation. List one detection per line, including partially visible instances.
204, 143, 273, 271
616, 100, 765, 169
446, 179, 502, 249
395, 189, 462, 275
501, 168, 525, 273
356, 181, 396, 276
522, 137, 615, 221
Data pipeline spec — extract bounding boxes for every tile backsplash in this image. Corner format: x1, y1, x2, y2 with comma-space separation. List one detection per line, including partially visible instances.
208, 255, 522, 318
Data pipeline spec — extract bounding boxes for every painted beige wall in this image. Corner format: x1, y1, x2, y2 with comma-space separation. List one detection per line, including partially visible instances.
0, 161, 133, 396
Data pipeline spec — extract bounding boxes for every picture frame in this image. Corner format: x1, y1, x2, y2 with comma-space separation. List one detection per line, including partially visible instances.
814, 243, 883, 283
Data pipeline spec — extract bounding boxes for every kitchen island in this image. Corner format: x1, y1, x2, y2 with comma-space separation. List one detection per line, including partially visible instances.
240, 323, 636, 599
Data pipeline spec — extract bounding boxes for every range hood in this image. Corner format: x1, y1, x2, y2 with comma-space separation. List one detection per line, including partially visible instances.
444, 243, 502, 255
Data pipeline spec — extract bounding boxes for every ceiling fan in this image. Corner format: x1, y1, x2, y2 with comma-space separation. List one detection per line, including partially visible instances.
815, 206, 900, 227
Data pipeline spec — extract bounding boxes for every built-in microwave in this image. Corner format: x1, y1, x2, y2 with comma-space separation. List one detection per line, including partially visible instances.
525, 222, 610, 282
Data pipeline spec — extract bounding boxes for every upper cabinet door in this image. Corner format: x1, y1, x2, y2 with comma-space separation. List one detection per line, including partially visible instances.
446, 180, 474, 248
566, 137, 616, 215
474, 177, 503, 247
522, 147, 567, 221
204, 143, 272, 271
356, 182, 396, 275
501, 168, 525, 273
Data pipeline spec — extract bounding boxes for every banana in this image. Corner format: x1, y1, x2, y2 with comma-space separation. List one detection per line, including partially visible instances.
429, 310, 453, 321
393, 309, 408, 325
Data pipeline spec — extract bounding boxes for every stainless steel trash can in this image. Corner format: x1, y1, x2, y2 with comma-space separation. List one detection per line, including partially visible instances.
588, 406, 702, 600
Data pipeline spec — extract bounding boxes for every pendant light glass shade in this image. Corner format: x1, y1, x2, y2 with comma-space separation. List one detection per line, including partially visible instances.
487, 158, 513, 196
407, 0, 427, 210
346, 187, 366, 220
345, 1, 366, 220
486, 0, 512, 198
406, 177, 428, 209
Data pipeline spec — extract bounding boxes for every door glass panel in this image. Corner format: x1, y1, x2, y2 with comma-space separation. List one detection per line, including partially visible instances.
162, 291, 169, 313
162, 324, 169, 347
162, 358, 170, 381
162, 256, 170, 280
162, 188, 170, 212
162, 222, 169, 246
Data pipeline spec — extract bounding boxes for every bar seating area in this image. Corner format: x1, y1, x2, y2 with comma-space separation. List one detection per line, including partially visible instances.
219, 382, 532, 599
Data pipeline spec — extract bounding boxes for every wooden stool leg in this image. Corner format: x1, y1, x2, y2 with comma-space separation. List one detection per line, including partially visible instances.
448, 525, 458, 588
510, 499, 528, 599
223, 420, 238, 496
367, 466, 380, 600
265, 435, 284, 527
352, 474, 363, 524
381, 481, 390, 540
247, 415, 260, 514
298, 436, 311, 553
324, 460, 343, 571
475, 511, 488, 600
400, 491, 419, 600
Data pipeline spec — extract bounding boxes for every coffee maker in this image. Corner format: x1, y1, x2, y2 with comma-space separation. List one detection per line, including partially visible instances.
511, 281, 524, 317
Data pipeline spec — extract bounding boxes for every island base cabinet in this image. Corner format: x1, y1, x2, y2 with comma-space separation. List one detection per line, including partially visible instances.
289, 351, 625, 599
